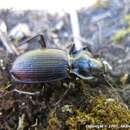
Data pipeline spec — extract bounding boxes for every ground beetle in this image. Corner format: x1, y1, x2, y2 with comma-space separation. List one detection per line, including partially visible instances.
10, 34, 112, 83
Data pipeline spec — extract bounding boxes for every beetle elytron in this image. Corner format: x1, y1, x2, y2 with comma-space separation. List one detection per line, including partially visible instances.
10, 34, 112, 83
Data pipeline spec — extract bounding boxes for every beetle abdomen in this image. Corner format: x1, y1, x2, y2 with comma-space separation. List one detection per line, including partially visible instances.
10, 49, 69, 83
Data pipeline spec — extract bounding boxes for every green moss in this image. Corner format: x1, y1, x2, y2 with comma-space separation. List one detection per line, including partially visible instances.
94, 0, 109, 9
112, 29, 130, 43
112, 14, 130, 43
66, 96, 130, 130
124, 15, 130, 25
47, 111, 61, 130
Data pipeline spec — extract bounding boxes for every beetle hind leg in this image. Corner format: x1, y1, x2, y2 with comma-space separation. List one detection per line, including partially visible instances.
20, 33, 47, 49
38, 33, 47, 48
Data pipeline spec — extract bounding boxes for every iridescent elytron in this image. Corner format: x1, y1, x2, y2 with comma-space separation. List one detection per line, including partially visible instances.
10, 34, 112, 83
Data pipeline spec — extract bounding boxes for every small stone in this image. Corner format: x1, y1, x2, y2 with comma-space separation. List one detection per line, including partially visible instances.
0, 112, 2, 116
9, 23, 31, 41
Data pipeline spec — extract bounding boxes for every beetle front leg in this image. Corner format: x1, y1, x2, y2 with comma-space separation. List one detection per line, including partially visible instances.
69, 43, 95, 58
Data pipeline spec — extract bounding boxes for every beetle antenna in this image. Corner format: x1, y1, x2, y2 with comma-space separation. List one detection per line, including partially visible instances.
101, 74, 118, 89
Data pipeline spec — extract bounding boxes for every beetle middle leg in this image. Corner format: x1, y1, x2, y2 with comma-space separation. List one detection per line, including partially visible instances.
54, 82, 74, 108
69, 43, 95, 56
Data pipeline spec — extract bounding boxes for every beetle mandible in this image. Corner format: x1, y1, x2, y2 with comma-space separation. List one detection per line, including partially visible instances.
10, 34, 112, 83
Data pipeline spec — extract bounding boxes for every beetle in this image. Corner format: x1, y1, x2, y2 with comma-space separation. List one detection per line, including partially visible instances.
10, 34, 112, 83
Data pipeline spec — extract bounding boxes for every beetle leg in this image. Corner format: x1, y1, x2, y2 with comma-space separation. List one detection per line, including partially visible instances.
38, 33, 47, 48
82, 46, 93, 54
69, 43, 76, 55
70, 69, 95, 80
69, 44, 91, 54
69, 43, 95, 57
53, 82, 74, 108
54, 83, 72, 107
20, 33, 47, 48
82, 46, 100, 58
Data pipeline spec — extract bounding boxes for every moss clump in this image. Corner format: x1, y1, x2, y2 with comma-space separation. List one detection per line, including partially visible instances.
94, 0, 109, 9
124, 15, 130, 26
66, 96, 130, 130
112, 29, 130, 43
112, 14, 130, 43
47, 111, 61, 130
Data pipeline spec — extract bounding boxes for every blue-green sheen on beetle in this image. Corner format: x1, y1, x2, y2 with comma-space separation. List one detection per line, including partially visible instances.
10, 48, 112, 83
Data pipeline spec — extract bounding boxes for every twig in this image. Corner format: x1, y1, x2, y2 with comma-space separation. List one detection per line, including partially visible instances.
13, 89, 40, 96
0, 30, 19, 55
17, 114, 27, 130
31, 118, 38, 127
0, 30, 13, 53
